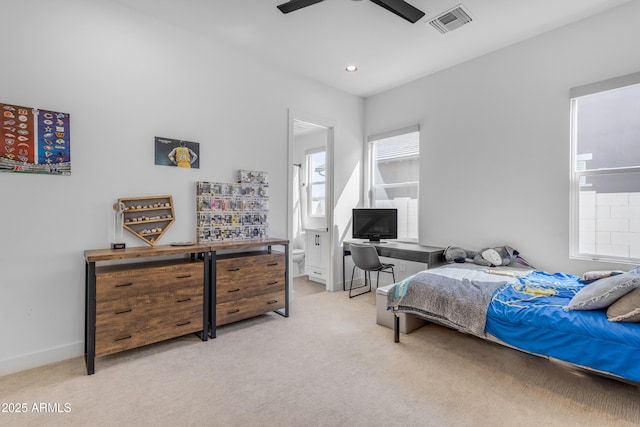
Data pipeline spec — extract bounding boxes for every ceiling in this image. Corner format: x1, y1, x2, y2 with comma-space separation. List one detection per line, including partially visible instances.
113, 0, 630, 98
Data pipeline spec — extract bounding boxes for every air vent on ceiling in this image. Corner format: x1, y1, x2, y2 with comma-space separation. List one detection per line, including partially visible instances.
429, 4, 472, 34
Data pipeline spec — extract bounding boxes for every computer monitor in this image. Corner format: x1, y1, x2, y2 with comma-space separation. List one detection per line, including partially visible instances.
352, 208, 398, 242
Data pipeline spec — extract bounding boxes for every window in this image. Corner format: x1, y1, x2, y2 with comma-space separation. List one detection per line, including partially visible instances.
570, 72, 640, 263
368, 125, 420, 241
307, 149, 326, 217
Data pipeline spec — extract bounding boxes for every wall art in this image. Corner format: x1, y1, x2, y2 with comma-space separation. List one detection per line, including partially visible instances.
154, 136, 200, 169
1, 102, 70, 175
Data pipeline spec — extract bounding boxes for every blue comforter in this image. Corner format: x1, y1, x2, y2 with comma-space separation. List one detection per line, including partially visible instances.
486, 271, 640, 382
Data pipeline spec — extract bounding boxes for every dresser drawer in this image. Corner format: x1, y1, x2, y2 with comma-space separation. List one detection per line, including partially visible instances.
216, 290, 285, 326
216, 269, 284, 302
217, 252, 285, 302
96, 260, 203, 302
95, 302, 203, 357
217, 252, 284, 281
96, 287, 203, 329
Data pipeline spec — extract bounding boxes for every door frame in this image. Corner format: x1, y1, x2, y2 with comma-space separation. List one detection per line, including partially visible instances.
287, 109, 335, 292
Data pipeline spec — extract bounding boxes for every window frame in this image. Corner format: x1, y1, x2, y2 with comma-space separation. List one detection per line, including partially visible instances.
569, 71, 640, 264
366, 125, 420, 242
306, 147, 326, 218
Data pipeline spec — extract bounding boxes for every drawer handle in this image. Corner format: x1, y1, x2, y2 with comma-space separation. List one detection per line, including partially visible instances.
267, 300, 279, 305
267, 262, 278, 266
176, 298, 192, 303
115, 282, 133, 288
266, 281, 279, 286
227, 268, 241, 272
228, 288, 241, 293
227, 309, 240, 314
115, 309, 132, 315
177, 274, 192, 279
115, 335, 132, 342
176, 321, 191, 327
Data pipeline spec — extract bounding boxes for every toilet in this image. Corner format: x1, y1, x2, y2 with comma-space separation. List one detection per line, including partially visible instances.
292, 232, 306, 277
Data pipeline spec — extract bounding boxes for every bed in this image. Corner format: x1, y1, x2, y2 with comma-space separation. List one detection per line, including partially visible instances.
386, 263, 640, 383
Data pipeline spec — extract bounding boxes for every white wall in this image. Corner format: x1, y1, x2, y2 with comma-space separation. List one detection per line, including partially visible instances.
365, 1, 640, 275
0, 0, 363, 375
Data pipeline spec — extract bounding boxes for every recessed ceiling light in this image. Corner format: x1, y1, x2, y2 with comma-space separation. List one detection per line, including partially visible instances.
345, 65, 358, 72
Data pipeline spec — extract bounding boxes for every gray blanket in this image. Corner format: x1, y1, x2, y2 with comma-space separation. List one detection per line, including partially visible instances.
387, 263, 528, 336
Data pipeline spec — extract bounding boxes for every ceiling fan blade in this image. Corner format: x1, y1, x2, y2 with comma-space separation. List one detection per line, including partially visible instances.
277, 0, 324, 14
369, 0, 426, 23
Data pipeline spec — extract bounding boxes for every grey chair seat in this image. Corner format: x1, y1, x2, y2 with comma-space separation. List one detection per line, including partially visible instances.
349, 243, 395, 298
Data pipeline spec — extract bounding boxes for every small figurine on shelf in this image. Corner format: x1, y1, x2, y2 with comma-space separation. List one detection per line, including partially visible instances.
111, 201, 126, 250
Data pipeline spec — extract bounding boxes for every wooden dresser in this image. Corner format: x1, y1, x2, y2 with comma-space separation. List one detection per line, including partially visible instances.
215, 251, 286, 327
85, 244, 212, 374
85, 238, 289, 374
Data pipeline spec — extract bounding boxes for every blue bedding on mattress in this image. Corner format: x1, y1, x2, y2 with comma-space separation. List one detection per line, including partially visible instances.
485, 271, 640, 382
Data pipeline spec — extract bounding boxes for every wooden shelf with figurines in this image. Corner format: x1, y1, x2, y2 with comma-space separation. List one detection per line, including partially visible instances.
119, 195, 175, 246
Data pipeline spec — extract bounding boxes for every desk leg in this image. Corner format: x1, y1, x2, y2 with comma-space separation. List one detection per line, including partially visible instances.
342, 248, 346, 292
85, 261, 96, 375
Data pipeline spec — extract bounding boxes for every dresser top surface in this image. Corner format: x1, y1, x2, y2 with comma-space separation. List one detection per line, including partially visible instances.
85, 238, 289, 262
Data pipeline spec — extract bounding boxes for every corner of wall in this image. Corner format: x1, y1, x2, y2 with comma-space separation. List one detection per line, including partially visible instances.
0, 342, 83, 377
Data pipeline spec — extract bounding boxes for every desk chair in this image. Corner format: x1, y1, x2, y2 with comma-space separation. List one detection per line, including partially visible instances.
349, 243, 395, 298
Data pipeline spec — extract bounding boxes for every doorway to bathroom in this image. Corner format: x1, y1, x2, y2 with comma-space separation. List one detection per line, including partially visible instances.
287, 110, 334, 296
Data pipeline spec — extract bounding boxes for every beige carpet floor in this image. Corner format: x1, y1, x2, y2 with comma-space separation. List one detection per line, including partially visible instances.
1, 278, 639, 427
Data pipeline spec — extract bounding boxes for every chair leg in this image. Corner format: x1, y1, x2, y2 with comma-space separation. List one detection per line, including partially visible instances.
375, 267, 395, 289
349, 267, 372, 298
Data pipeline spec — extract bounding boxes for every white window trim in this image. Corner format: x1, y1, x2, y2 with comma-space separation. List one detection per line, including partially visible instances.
306, 147, 326, 218
569, 71, 640, 264
366, 124, 420, 242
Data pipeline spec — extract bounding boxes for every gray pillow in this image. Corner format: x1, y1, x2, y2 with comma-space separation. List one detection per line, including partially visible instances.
607, 288, 640, 322
629, 265, 640, 275
565, 272, 640, 311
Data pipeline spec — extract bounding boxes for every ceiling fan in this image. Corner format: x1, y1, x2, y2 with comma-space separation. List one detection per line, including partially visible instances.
277, 0, 425, 24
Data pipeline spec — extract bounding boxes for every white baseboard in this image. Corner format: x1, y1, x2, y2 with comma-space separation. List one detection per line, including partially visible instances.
0, 342, 83, 377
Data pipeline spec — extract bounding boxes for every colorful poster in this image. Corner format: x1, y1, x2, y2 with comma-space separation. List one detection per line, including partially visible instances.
154, 136, 200, 169
1, 102, 70, 175
2, 103, 35, 165
38, 110, 70, 168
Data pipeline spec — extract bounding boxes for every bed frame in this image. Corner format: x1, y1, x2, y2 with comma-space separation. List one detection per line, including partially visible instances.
391, 309, 639, 386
